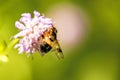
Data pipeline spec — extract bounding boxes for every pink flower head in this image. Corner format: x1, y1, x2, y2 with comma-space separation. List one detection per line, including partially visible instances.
14, 11, 54, 56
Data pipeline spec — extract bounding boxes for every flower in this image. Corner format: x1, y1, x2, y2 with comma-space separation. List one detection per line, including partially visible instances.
14, 11, 54, 56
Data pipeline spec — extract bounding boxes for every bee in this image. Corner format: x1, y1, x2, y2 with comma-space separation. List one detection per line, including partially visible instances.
32, 27, 64, 59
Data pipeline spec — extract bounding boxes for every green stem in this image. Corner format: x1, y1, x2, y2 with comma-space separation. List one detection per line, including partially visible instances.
6, 39, 19, 51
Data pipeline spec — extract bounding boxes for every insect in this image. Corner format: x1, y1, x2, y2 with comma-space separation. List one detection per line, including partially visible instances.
32, 27, 64, 59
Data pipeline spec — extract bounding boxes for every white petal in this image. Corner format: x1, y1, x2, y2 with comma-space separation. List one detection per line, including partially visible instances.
20, 17, 31, 27
21, 13, 31, 18
14, 31, 25, 38
26, 49, 31, 53
31, 18, 39, 27
14, 44, 20, 48
18, 47, 24, 54
15, 21, 25, 30
34, 11, 40, 17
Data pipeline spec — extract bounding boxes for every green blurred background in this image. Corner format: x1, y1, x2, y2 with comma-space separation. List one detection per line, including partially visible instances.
0, 0, 120, 80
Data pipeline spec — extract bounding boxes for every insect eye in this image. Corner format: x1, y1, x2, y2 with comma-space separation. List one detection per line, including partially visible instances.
40, 42, 52, 53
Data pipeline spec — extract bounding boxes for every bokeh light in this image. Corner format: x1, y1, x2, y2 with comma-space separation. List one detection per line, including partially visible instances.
46, 3, 89, 52
0, 55, 8, 62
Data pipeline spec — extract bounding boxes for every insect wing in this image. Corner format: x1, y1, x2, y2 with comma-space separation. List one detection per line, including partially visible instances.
54, 41, 64, 59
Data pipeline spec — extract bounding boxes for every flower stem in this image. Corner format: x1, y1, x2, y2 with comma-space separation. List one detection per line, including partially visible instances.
7, 38, 19, 51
